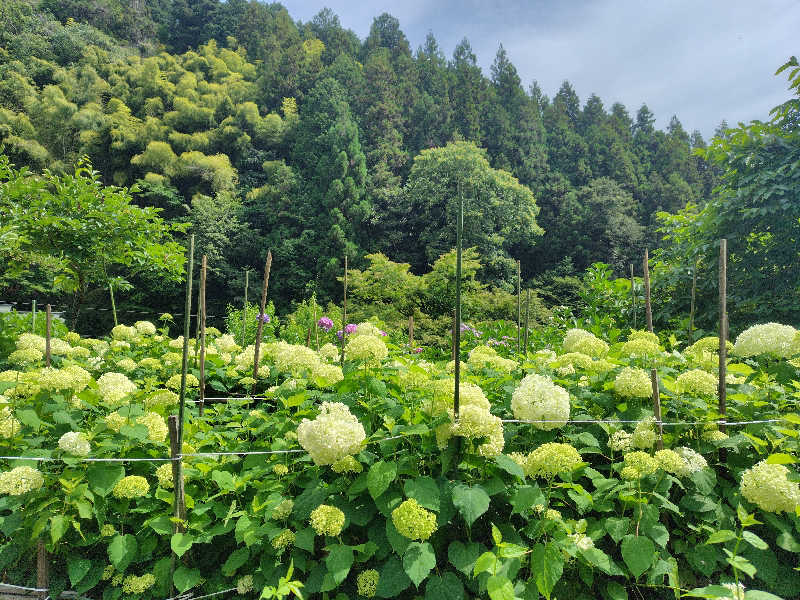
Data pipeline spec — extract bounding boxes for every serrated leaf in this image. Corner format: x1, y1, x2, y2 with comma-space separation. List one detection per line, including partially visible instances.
326, 544, 354, 585
108, 534, 137, 572
486, 574, 515, 600
766, 453, 797, 464
451, 484, 489, 528
367, 461, 397, 500
170, 532, 194, 558
621, 535, 655, 578
448, 541, 481, 576
494, 454, 525, 478
473, 551, 497, 577
605, 517, 630, 543
376, 556, 411, 598
531, 543, 563, 600
86, 464, 124, 497
706, 530, 737, 544
742, 531, 768, 550
424, 572, 464, 600
173, 566, 202, 593
221, 547, 249, 576
404, 477, 440, 511
403, 542, 436, 587
727, 555, 757, 578
50, 515, 69, 544
510, 484, 544, 515
67, 557, 92, 587
685, 584, 739, 598
606, 581, 627, 600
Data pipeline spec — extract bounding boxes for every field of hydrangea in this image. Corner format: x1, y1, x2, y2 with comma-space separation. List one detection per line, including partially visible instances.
1, 316, 800, 600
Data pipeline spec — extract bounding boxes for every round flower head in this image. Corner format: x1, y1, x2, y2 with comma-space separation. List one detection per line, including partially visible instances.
740, 461, 800, 513
16, 333, 46, 353
511, 374, 570, 430
134, 321, 157, 335
620, 451, 659, 480
352, 322, 383, 337
213, 334, 240, 354
0, 406, 21, 439
675, 369, 717, 396
297, 402, 366, 466
654, 449, 687, 476
58, 431, 90, 456
562, 329, 609, 357
97, 372, 137, 407
524, 443, 582, 478
310, 504, 345, 536
271, 499, 294, 521
38, 367, 77, 392
722, 582, 745, 600
438, 404, 505, 457
614, 367, 652, 399
155, 463, 173, 488
550, 352, 594, 370
101, 524, 116, 537
165, 373, 199, 389
104, 411, 127, 433
631, 416, 657, 449
317, 316, 334, 331
357, 570, 379, 598
111, 325, 137, 341
8, 348, 43, 366
608, 430, 632, 453
136, 413, 168, 443
310, 363, 344, 387
273, 464, 288, 476
674, 447, 708, 474
116, 358, 137, 372
331, 455, 362, 474
733, 323, 798, 358
237, 575, 254, 595
144, 389, 179, 411
112, 475, 150, 499
344, 323, 358, 335
319, 343, 340, 363
570, 533, 594, 551
686, 336, 733, 355
621, 338, 661, 358
273, 342, 322, 376
391, 498, 437, 540
271, 529, 295, 551
702, 429, 729, 443
467, 345, 517, 372
345, 335, 388, 366
122, 574, 156, 595
0, 466, 44, 495
533, 349, 557, 366
628, 330, 659, 345
425, 379, 490, 416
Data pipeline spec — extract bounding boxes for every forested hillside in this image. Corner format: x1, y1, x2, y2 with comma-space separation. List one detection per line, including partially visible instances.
1, 0, 718, 320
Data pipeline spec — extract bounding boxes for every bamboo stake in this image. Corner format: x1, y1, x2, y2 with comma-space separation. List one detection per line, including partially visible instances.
313, 302, 319, 350
340, 255, 348, 365
651, 369, 664, 450
177, 235, 194, 444
630, 264, 636, 330
45, 305, 52, 368
719, 240, 728, 433
408, 315, 414, 350
109, 281, 118, 327
36, 539, 48, 600
451, 310, 457, 362
167, 414, 186, 590
242, 269, 250, 347
524, 289, 530, 354
688, 258, 698, 345
252, 250, 272, 380
454, 193, 463, 420
198, 255, 207, 416
643, 249, 653, 333
31, 299, 36, 333
516, 260, 521, 353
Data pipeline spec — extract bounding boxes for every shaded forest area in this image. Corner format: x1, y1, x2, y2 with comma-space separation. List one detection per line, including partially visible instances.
0, 0, 721, 325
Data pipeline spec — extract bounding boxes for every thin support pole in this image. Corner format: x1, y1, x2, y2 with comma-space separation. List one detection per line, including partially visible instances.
651, 369, 663, 450
719, 240, 728, 433
45, 305, 52, 368
643, 249, 653, 333
242, 269, 250, 347
109, 281, 118, 327
198, 255, 207, 416
454, 192, 463, 420
252, 250, 273, 380
37, 539, 48, 600
524, 289, 530, 354
177, 235, 195, 444
688, 259, 698, 345
630, 264, 636, 330
31, 299, 36, 333
168, 414, 187, 590
340, 255, 348, 365
408, 315, 414, 350
313, 302, 319, 350
516, 259, 521, 354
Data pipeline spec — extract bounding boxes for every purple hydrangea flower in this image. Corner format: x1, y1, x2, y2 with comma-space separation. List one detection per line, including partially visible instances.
257, 313, 271, 323
379, 330, 387, 337
344, 323, 358, 334
413, 347, 423, 354
336, 330, 344, 340
317, 316, 334, 331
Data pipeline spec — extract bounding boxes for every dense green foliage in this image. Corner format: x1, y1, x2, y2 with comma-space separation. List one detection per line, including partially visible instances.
0, 0, 720, 328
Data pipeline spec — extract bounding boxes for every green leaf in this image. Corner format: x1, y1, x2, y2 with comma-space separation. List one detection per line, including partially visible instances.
326, 544, 354, 585
221, 547, 249, 576
211, 470, 236, 492
531, 543, 563, 600
727, 555, 757, 578
376, 556, 411, 598
86, 464, 124, 498
744, 591, 784, 600
367, 461, 397, 500
170, 532, 194, 558
424, 572, 464, 600
473, 551, 498, 577
581, 547, 625, 575
403, 542, 436, 588
621, 535, 655, 578
685, 584, 739, 598
173, 566, 202, 593
448, 541, 481, 576
510, 484, 544, 515
766, 453, 796, 464
491, 524, 502, 545
494, 454, 525, 478
16, 409, 42, 430
606, 581, 627, 600
486, 574, 515, 600
294, 527, 315, 552
404, 477, 440, 511
147, 516, 173, 535
742, 531, 769, 550
385, 519, 411, 556
50, 515, 69, 544
605, 517, 630, 543
451, 484, 490, 527
706, 530, 737, 544
776, 531, 800, 552
108, 534, 137, 572
67, 557, 92, 587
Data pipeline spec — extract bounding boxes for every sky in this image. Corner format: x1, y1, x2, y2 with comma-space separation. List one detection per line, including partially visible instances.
280, 0, 798, 139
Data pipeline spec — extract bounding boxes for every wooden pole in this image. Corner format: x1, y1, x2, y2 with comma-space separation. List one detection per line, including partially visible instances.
524, 288, 530, 354
177, 235, 194, 444
719, 240, 728, 433
454, 192, 463, 420
242, 268, 250, 347
31, 299, 36, 333
167, 414, 187, 590
36, 539, 48, 600
516, 260, 521, 354
630, 264, 636, 330
651, 369, 663, 450
313, 302, 319, 350
340, 255, 348, 365
408, 315, 414, 350
451, 310, 457, 362
45, 305, 52, 368
643, 249, 653, 333
109, 281, 118, 327
688, 259, 698, 345
198, 255, 207, 416
252, 250, 272, 380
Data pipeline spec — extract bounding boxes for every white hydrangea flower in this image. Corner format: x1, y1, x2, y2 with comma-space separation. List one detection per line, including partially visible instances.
740, 461, 800, 513
562, 329, 609, 357
733, 323, 798, 358
97, 372, 137, 407
511, 373, 570, 430
58, 431, 91, 456
297, 402, 366, 466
